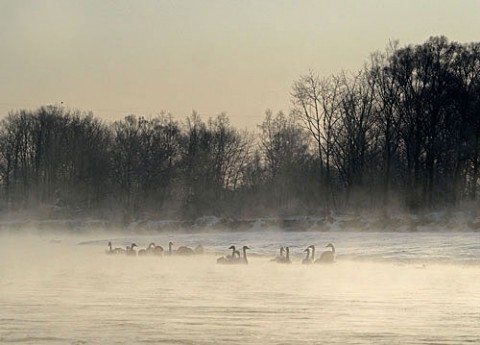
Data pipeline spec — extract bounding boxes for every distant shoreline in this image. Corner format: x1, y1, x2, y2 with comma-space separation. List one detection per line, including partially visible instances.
1, 212, 479, 233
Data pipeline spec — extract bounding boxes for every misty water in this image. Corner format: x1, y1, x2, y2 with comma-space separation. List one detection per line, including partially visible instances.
1, 230, 480, 344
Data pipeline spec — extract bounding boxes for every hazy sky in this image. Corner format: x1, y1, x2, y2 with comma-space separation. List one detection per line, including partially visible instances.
1, 0, 479, 130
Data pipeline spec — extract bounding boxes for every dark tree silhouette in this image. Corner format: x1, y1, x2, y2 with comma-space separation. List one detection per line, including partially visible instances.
1, 36, 480, 222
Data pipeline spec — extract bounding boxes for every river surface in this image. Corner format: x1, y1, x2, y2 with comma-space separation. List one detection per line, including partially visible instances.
1, 230, 479, 344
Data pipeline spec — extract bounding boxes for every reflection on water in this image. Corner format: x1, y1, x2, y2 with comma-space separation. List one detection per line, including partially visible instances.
1, 231, 479, 344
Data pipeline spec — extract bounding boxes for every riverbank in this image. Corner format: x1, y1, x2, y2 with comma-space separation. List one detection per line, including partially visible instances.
1, 210, 480, 233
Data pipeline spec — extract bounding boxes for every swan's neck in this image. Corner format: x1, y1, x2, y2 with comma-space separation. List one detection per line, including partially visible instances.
311, 247, 315, 260
331, 246, 335, 254
243, 248, 248, 263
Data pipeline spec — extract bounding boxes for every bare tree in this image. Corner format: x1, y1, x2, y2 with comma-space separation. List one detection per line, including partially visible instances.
259, 110, 313, 213
291, 71, 343, 209
332, 71, 377, 208
368, 42, 403, 208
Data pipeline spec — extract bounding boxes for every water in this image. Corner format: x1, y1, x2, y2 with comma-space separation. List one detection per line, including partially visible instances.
1, 230, 480, 344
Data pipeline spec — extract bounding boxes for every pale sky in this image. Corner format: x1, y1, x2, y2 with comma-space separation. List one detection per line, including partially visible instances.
1, 0, 479, 130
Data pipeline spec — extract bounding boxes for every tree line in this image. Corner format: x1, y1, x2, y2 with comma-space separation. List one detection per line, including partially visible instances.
1, 36, 480, 220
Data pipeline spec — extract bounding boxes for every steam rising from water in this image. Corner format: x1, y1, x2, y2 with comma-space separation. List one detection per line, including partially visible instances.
1, 231, 479, 344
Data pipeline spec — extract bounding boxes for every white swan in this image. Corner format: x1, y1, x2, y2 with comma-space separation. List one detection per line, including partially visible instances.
239, 246, 250, 265
169, 242, 195, 256
145, 242, 156, 255
153, 244, 164, 256
138, 242, 155, 256
276, 247, 291, 264
126, 243, 138, 256
308, 245, 316, 261
106, 241, 125, 254
106, 241, 114, 254
271, 247, 285, 262
315, 243, 335, 263
217, 246, 249, 264
302, 247, 313, 264
194, 244, 204, 254
217, 245, 239, 264
226, 245, 237, 259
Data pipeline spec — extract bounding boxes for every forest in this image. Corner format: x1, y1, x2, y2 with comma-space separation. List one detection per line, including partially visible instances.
1, 37, 480, 223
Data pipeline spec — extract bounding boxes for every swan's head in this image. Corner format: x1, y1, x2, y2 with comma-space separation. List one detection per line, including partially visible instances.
149, 242, 155, 248
326, 243, 335, 249
308, 245, 315, 250
304, 247, 310, 253
243, 246, 250, 250
108, 241, 112, 246
131, 243, 137, 248
169, 241, 173, 246
228, 245, 236, 250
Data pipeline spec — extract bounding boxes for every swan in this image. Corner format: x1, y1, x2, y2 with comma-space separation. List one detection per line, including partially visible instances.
217, 245, 248, 264
138, 243, 152, 256
106, 241, 114, 254
153, 244, 164, 256
302, 247, 313, 264
177, 246, 195, 255
271, 247, 285, 262
308, 245, 316, 261
315, 243, 335, 263
219, 245, 237, 260
217, 256, 230, 264
169, 242, 195, 256
107, 241, 125, 254
226, 245, 236, 259
194, 244, 204, 254
217, 245, 237, 264
145, 242, 156, 255
276, 247, 291, 264
126, 243, 138, 256
239, 246, 250, 265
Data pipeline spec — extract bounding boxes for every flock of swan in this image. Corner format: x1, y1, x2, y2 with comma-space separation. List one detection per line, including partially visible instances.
106, 241, 336, 264
107, 241, 204, 256
267, 244, 335, 264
